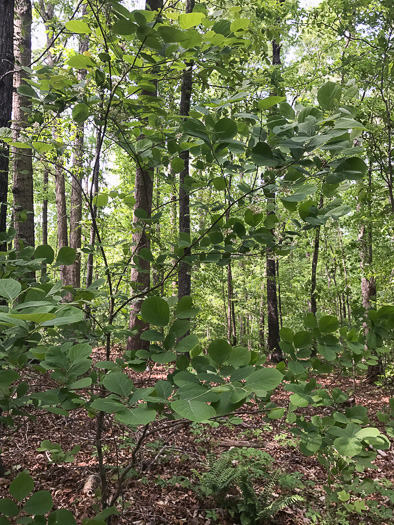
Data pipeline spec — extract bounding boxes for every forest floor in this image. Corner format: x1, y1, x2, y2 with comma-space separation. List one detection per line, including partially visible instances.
1, 347, 393, 525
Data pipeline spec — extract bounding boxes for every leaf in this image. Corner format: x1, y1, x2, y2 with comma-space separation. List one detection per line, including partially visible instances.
175, 334, 199, 353
34, 244, 55, 264
176, 296, 199, 318
56, 247, 77, 265
258, 96, 286, 110
8, 313, 56, 323
65, 20, 92, 34
230, 18, 249, 32
42, 307, 84, 326
102, 372, 133, 397
251, 142, 275, 166
169, 319, 190, 338
9, 471, 34, 501
334, 157, 367, 180
115, 406, 156, 426
18, 85, 39, 98
90, 397, 124, 414
141, 296, 169, 326
245, 368, 283, 396
293, 331, 312, 348
171, 399, 216, 422
0, 278, 21, 301
213, 118, 238, 141
151, 351, 176, 364
112, 20, 137, 35
23, 490, 53, 515
0, 499, 18, 517
72, 103, 90, 124
93, 194, 109, 207
319, 315, 339, 333
208, 339, 231, 364
178, 12, 205, 29
140, 330, 164, 342
48, 509, 77, 525
67, 54, 95, 69
0, 370, 19, 386
334, 437, 362, 457
171, 157, 184, 173
317, 82, 342, 110
33, 141, 54, 153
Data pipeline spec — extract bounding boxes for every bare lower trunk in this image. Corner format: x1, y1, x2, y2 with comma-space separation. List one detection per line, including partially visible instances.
86, 131, 101, 289
0, 0, 14, 250
177, 0, 194, 302
227, 262, 236, 346
12, 0, 34, 249
69, 125, 84, 288
55, 162, 69, 283
267, 254, 283, 363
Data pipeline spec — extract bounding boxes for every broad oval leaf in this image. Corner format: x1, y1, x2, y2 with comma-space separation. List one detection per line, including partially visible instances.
171, 399, 215, 422
34, 244, 54, 264
23, 490, 53, 516
65, 20, 92, 34
56, 247, 77, 265
9, 471, 34, 501
72, 103, 90, 124
0, 279, 21, 301
141, 296, 170, 326
115, 406, 156, 426
317, 81, 342, 110
208, 339, 231, 364
245, 367, 283, 395
102, 372, 133, 397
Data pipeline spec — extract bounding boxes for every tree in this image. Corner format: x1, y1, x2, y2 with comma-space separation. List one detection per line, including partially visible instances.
12, 0, 34, 248
0, 0, 14, 248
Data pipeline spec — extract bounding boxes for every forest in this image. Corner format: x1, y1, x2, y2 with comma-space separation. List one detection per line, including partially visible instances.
0, 0, 393, 523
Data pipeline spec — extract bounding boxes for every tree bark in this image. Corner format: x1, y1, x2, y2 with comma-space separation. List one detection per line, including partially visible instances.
86, 130, 101, 289
0, 0, 14, 250
177, 0, 195, 302
69, 31, 89, 288
55, 162, 69, 283
12, 0, 34, 249
127, 0, 163, 351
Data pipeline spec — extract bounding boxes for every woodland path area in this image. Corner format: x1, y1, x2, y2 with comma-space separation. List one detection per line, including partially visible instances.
1, 349, 393, 525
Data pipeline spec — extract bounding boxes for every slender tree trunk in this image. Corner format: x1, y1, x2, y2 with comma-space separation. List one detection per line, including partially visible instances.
266, 1, 284, 363
0, 0, 14, 250
41, 167, 48, 277
259, 279, 265, 351
55, 162, 69, 283
69, 32, 89, 288
178, 0, 195, 302
12, 0, 34, 248
227, 262, 236, 345
127, 0, 163, 351
86, 130, 101, 288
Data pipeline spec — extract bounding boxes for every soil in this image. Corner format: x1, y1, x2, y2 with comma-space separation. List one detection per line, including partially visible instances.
1, 347, 393, 525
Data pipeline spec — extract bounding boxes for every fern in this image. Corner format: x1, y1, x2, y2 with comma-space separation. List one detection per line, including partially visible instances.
197, 453, 304, 524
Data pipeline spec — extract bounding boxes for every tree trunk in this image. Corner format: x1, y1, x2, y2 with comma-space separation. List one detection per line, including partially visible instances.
12, 0, 34, 248
177, 0, 195, 303
55, 162, 69, 283
69, 32, 89, 288
127, 0, 162, 351
0, 0, 14, 250
227, 262, 236, 345
86, 130, 101, 289
266, 1, 284, 364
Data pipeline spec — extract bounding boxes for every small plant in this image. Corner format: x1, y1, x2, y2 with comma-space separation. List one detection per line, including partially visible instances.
37, 440, 80, 464
195, 450, 303, 524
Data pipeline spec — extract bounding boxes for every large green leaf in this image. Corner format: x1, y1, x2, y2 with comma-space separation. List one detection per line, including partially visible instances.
0, 499, 18, 517
90, 397, 125, 414
317, 82, 342, 110
0, 279, 21, 301
42, 307, 83, 326
23, 490, 53, 515
213, 118, 238, 141
48, 509, 77, 525
175, 334, 199, 353
178, 12, 205, 29
102, 372, 133, 397
245, 368, 283, 396
9, 471, 34, 501
251, 142, 275, 166
141, 296, 169, 326
56, 247, 77, 265
319, 315, 339, 333
72, 103, 90, 124
175, 296, 199, 318
208, 339, 231, 364
115, 406, 156, 426
334, 437, 362, 457
65, 20, 91, 34
258, 96, 286, 110
171, 399, 215, 422
34, 244, 54, 264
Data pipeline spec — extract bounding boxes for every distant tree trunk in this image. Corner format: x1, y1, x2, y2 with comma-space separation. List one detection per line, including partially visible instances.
127, 0, 162, 351
178, 0, 195, 302
337, 224, 351, 323
86, 130, 101, 289
310, 196, 324, 317
41, 167, 48, 277
358, 166, 382, 382
259, 279, 265, 351
55, 162, 69, 283
12, 0, 34, 248
69, 32, 89, 288
266, 1, 284, 364
0, 0, 14, 250
227, 262, 236, 345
